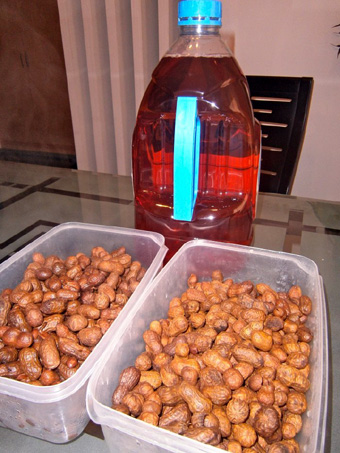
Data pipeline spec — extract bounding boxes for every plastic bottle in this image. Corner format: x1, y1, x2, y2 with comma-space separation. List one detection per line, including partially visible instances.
132, 0, 261, 260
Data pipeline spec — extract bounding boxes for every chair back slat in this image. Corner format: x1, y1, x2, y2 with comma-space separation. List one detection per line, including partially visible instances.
246, 76, 314, 194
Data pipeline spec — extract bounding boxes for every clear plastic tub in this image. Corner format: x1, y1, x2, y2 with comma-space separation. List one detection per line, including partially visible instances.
87, 239, 328, 453
0, 222, 167, 443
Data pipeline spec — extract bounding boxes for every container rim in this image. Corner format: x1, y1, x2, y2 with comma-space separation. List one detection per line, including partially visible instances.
0, 222, 167, 402
178, 238, 321, 273
86, 239, 327, 453
0, 221, 166, 274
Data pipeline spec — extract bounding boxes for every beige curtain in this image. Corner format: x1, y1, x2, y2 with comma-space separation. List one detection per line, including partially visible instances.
57, 0, 177, 175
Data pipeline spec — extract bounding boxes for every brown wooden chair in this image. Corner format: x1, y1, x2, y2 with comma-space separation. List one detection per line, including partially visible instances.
246, 76, 314, 194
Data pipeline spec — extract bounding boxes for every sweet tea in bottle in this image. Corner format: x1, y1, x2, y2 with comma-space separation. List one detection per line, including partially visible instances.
132, 0, 261, 260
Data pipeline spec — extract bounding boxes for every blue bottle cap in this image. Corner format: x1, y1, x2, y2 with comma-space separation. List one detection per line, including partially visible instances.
178, 0, 222, 26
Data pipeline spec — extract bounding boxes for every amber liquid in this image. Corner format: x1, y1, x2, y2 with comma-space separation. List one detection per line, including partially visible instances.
132, 56, 260, 260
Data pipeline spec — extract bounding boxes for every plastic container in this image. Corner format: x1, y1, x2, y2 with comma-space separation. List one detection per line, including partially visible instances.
0, 222, 167, 443
132, 0, 261, 260
87, 240, 328, 453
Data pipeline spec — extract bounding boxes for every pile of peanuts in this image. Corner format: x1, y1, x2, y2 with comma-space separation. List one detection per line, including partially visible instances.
0, 246, 146, 386
111, 271, 313, 453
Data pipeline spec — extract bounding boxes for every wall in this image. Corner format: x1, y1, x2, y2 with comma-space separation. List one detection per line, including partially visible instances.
58, 0, 162, 175
221, 0, 340, 202
0, 0, 75, 165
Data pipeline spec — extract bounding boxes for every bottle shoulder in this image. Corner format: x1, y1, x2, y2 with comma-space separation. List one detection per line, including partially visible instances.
165, 33, 232, 58
147, 55, 247, 97
138, 56, 252, 122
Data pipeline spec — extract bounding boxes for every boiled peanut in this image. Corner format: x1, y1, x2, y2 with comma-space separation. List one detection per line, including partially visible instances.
0, 346, 18, 363
57, 357, 79, 380
26, 307, 44, 328
254, 405, 280, 438
77, 326, 102, 347
140, 370, 162, 389
122, 392, 144, 417
286, 351, 308, 369
58, 337, 90, 360
40, 368, 60, 386
184, 427, 221, 446
232, 423, 257, 448
112, 384, 129, 405
232, 344, 264, 368
223, 367, 244, 390
35, 267, 53, 281
241, 308, 266, 323
66, 314, 88, 332
251, 330, 273, 351
228, 281, 253, 297
19, 347, 42, 380
277, 364, 310, 393
157, 385, 183, 406
240, 321, 264, 340
39, 335, 60, 369
94, 292, 110, 310
171, 356, 201, 376
179, 381, 212, 414
143, 330, 163, 355
160, 364, 180, 387
202, 384, 231, 405
109, 273, 314, 450
8, 306, 32, 332
40, 299, 67, 315
186, 288, 206, 303
138, 411, 159, 426
40, 314, 64, 332
98, 260, 124, 275
134, 381, 154, 399
100, 306, 122, 321
77, 304, 100, 319
167, 316, 189, 337
286, 391, 307, 414
135, 352, 152, 371
98, 283, 116, 302
186, 332, 213, 354
0, 244, 146, 385
0, 298, 11, 326
159, 402, 191, 427
2, 327, 33, 348
0, 361, 23, 378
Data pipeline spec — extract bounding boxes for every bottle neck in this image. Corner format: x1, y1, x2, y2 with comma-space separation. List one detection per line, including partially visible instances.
179, 25, 221, 36
165, 25, 231, 58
